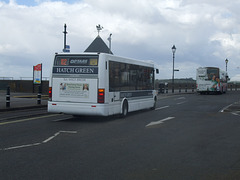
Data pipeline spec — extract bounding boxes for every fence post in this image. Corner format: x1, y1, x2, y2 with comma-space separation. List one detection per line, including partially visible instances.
6, 86, 10, 108
37, 85, 42, 105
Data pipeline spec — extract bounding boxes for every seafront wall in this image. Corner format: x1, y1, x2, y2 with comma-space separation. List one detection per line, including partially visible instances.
0, 80, 49, 94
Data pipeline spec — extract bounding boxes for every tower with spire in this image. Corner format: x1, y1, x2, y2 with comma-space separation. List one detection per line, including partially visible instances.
84, 24, 113, 54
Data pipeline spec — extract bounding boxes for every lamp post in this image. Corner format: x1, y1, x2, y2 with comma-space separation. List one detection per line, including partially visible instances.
225, 59, 229, 84
63, 24, 67, 50
225, 58, 228, 72
172, 45, 176, 93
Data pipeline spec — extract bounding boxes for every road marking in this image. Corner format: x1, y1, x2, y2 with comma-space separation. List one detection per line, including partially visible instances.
219, 103, 234, 112
232, 112, 240, 116
1, 131, 77, 151
42, 131, 77, 143
0, 114, 61, 126
177, 101, 187, 105
52, 117, 72, 122
176, 97, 186, 100
3, 143, 41, 151
155, 106, 169, 111
146, 117, 175, 127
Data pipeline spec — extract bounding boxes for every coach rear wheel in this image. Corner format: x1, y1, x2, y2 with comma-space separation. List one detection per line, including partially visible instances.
151, 97, 157, 110
121, 101, 128, 117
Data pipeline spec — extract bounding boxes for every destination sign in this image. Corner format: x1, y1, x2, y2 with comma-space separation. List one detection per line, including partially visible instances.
53, 67, 98, 74
69, 58, 88, 65
54, 56, 98, 66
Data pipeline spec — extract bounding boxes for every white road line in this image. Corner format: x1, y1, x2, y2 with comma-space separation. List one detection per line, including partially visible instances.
177, 101, 187, 105
219, 103, 234, 112
146, 117, 175, 127
59, 131, 77, 134
155, 106, 169, 111
232, 112, 240, 116
3, 143, 41, 151
176, 97, 186, 100
42, 131, 77, 143
42, 133, 59, 143
1, 131, 77, 151
52, 117, 72, 122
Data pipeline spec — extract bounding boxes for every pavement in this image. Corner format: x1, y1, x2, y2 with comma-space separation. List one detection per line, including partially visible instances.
0, 91, 48, 112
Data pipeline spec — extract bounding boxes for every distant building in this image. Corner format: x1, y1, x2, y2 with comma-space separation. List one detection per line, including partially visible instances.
84, 35, 113, 54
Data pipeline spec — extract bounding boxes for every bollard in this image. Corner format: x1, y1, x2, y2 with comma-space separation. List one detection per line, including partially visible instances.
179, 85, 181, 93
185, 85, 187, 93
37, 85, 42, 105
192, 85, 194, 92
166, 84, 168, 94
6, 86, 10, 108
230, 85, 232, 91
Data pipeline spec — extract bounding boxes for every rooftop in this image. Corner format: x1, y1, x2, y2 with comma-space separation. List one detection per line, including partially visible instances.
84, 35, 113, 54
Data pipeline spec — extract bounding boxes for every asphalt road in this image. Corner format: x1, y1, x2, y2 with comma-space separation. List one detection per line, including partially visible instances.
0, 92, 240, 180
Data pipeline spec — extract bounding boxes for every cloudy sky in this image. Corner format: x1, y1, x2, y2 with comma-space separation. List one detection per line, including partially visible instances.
0, 0, 240, 81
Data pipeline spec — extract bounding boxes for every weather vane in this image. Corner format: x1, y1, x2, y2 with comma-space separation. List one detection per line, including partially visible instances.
96, 24, 103, 36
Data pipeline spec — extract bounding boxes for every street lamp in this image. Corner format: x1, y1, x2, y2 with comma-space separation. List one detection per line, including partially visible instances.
107, 33, 112, 54
63, 24, 67, 51
225, 58, 228, 72
172, 45, 176, 93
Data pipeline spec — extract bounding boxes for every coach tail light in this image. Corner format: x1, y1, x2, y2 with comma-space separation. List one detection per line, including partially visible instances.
98, 89, 105, 103
49, 87, 52, 101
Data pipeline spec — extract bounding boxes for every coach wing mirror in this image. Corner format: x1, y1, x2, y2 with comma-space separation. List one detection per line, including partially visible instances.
156, 69, 159, 74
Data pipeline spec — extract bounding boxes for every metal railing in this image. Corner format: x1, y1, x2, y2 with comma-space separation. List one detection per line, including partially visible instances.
0, 77, 13, 80
0, 77, 49, 80
158, 84, 240, 94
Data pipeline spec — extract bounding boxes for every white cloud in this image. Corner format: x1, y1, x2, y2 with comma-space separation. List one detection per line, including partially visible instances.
0, 0, 239, 80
